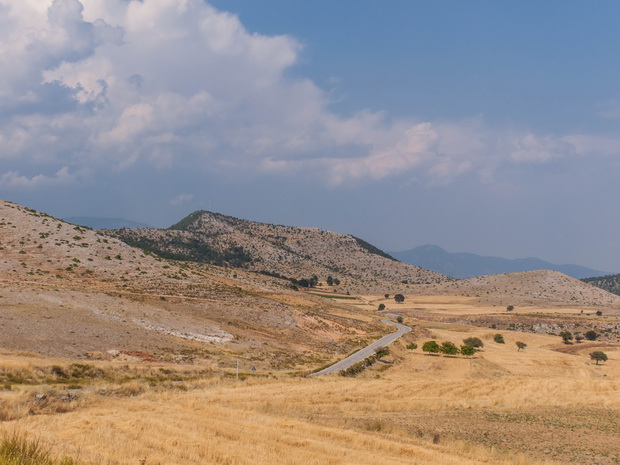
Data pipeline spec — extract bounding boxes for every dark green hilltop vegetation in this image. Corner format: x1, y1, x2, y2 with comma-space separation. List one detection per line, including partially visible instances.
582, 274, 620, 296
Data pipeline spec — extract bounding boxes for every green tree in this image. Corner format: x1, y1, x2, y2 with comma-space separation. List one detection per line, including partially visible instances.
378, 303, 386, 311
384, 294, 390, 299
463, 337, 484, 348
516, 341, 527, 351
460, 345, 476, 357
326, 275, 334, 286
406, 343, 418, 350
422, 340, 440, 354
333, 278, 341, 286
585, 330, 598, 341
590, 351, 608, 365
506, 305, 514, 311
494, 334, 505, 344
375, 346, 390, 358
596, 311, 603, 316
396, 315, 404, 323
559, 331, 573, 344
394, 294, 405, 303
440, 341, 459, 356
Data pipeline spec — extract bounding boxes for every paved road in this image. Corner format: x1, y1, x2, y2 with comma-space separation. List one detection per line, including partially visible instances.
309, 318, 411, 376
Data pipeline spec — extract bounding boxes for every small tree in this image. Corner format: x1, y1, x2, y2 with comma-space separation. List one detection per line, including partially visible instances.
384, 294, 390, 299
422, 340, 440, 354
516, 341, 527, 351
585, 330, 599, 341
406, 343, 418, 350
440, 341, 459, 356
559, 331, 573, 344
506, 305, 514, 311
596, 311, 603, 316
494, 334, 505, 344
460, 345, 476, 357
396, 316, 404, 323
378, 303, 386, 311
575, 335, 584, 343
375, 346, 390, 358
463, 337, 484, 348
333, 278, 341, 286
326, 275, 334, 286
394, 294, 405, 303
590, 351, 608, 365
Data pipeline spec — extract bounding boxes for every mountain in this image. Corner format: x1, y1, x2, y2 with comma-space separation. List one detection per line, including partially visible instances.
582, 274, 620, 296
104, 210, 449, 292
390, 244, 612, 280
64, 216, 152, 229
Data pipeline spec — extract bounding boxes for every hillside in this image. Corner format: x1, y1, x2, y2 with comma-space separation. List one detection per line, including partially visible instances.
0, 200, 385, 365
582, 274, 620, 296
105, 210, 449, 293
413, 270, 620, 309
391, 244, 612, 279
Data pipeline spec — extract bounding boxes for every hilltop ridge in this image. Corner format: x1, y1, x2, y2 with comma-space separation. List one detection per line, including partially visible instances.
106, 210, 449, 292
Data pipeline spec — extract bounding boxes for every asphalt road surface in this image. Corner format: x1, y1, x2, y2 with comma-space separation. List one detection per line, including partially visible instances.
309, 318, 411, 376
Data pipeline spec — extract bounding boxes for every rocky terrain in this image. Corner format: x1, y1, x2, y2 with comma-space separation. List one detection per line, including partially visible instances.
105, 210, 449, 293
0, 200, 384, 367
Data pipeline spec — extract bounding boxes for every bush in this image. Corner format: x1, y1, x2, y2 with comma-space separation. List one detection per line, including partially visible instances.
559, 331, 573, 344
585, 330, 599, 341
596, 311, 603, 316
516, 341, 527, 351
460, 345, 476, 356
506, 305, 514, 311
396, 316, 404, 323
406, 343, 418, 350
394, 294, 405, 303
439, 341, 459, 356
463, 337, 484, 348
494, 334, 505, 344
378, 303, 385, 311
422, 340, 440, 354
0, 432, 79, 465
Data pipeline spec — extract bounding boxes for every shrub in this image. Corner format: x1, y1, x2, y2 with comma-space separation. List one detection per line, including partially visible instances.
506, 305, 514, 311
378, 304, 385, 311
394, 294, 405, 303
463, 336, 484, 348
406, 343, 418, 350
0, 432, 80, 464
439, 341, 459, 356
516, 341, 527, 351
596, 311, 603, 316
460, 345, 476, 356
422, 340, 440, 354
585, 330, 599, 341
494, 334, 505, 344
396, 316, 404, 323
559, 331, 573, 344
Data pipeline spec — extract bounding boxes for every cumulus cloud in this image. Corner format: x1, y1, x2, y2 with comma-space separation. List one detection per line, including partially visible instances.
0, 167, 79, 189
0, 0, 616, 192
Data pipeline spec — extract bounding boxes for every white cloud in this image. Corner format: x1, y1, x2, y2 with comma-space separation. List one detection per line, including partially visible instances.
0, 0, 618, 192
0, 166, 78, 189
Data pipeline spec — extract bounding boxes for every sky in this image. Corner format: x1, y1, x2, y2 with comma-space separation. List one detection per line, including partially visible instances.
1, 0, 620, 272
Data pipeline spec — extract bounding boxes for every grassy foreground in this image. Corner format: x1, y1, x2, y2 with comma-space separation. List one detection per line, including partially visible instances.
1, 317, 618, 465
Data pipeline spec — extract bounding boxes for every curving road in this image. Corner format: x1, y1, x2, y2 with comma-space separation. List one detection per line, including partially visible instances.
309, 318, 411, 376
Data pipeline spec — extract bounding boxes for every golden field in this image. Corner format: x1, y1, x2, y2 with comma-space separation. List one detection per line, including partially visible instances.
1, 307, 618, 465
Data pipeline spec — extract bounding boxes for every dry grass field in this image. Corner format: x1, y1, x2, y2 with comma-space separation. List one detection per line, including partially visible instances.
1, 311, 618, 465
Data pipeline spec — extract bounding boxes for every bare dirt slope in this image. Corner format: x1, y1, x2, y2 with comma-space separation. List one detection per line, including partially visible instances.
0, 200, 385, 367
105, 210, 449, 292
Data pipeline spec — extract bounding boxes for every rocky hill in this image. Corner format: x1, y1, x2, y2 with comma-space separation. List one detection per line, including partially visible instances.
415, 270, 620, 309
0, 200, 385, 366
105, 210, 450, 292
582, 274, 620, 296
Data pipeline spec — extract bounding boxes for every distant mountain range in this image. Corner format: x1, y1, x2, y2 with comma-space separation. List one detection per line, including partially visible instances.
64, 217, 152, 230
389, 244, 613, 280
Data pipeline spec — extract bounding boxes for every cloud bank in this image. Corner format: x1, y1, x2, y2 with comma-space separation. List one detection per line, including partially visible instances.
0, 0, 617, 191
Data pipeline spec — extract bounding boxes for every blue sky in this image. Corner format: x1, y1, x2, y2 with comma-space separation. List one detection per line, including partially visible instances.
1, 0, 620, 271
